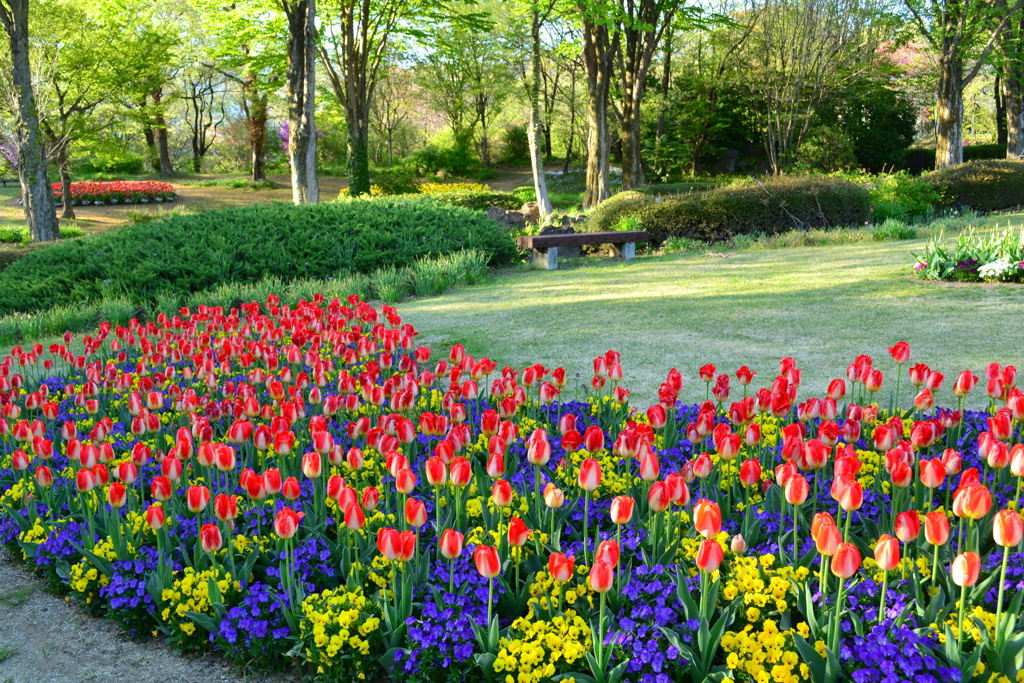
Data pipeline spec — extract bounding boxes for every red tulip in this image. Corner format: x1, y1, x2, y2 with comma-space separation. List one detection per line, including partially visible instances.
815, 520, 841, 556
34, 466, 53, 489
214, 494, 237, 522
200, 523, 223, 553
951, 552, 980, 587
301, 452, 322, 479
994, 509, 1024, 547
955, 484, 992, 520
894, 511, 920, 543
595, 539, 619, 568
508, 516, 531, 547
395, 468, 417, 495
919, 458, 945, 489
150, 475, 171, 501
578, 458, 602, 492
282, 477, 301, 501
784, 474, 809, 506
739, 459, 761, 487
874, 534, 900, 572
440, 529, 464, 559
694, 499, 721, 538
831, 542, 861, 579
145, 503, 165, 530
344, 503, 365, 530
377, 527, 401, 560
187, 485, 210, 514
473, 544, 501, 578
274, 507, 301, 539
548, 552, 575, 582
492, 479, 513, 508
405, 497, 427, 528
610, 496, 635, 525
107, 482, 127, 509
647, 405, 667, 429
953, 371, 978, 398
397, 530, 416, 562
888, 342, 910, 365
923, 510, 950, 545
362, 486, 380, 512
696, 538, 724, 572
583, 426, 605, 453
589, 561, 614, 593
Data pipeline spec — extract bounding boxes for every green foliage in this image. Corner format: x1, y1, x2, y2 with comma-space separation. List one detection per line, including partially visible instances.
73, 149, 146, 176
0, 224, 85, 245
0, 197, 516, 314
871, 218, 917, 241
924, 161, 1024, 212
426, 190, 521, 211
867, 172, 942, 222
370, 265, 412, 304
818, 81, 918, 173
512, 186, 536, 204
500, 125, 530, 163
126, 205, 198, 225
178, 178, 275, 190
633, 176, 871, 245
578, 191, 654, 233
371, 169, 422, 195
793, 125, 858, 173
633, 182, 720, 196
915, 226, 1024, 282
404, 135, 481, 177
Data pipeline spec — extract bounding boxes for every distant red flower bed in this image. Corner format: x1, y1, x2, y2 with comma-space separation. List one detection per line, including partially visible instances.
50, 181, 177, 206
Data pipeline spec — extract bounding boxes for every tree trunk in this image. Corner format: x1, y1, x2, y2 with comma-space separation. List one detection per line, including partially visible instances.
1007, 67, 1024, 159
284, 0, 319, 204
996, 72, 1008, 146
57, 140, 74, 220
656, 27, 672, 142
1003, 19, 1024, 160
529, 10, 553, 217
0, 0, 59, 242
250, 103, 267, 183
477, 96, 491, 166
346, 113, 370, 196
140, 96, 159, 173
581, 18, 617, 208
935, 53, 964, 170
151, 89, 173, 176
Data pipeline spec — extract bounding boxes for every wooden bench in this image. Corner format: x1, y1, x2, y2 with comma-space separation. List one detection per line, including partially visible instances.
516, 230, 649, 270
0, 179, 17, 188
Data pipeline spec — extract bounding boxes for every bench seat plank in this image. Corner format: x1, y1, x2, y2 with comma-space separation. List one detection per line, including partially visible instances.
516, 230, 648, 250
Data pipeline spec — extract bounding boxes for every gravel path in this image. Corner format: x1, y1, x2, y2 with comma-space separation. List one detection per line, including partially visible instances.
0, 551, 298, 683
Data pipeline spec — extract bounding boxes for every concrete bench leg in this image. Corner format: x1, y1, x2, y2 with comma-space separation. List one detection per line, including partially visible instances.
531, 247, 558, 270
610, 242, 636, 260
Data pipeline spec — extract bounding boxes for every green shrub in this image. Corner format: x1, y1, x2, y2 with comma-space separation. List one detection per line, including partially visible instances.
404, 137, 480, 177
578, 191, 653, 233
426, 190, 521, 211
370, 265, 411, 303
0, 224, 86, 245
872, 218, 917, 241
500, 125, 530, 163
633, 182, 719, 196
0, 196, 516, 315
924, 160, 1024, 212
371, 169, 421, 195
902, 144, 1007, 173
868, 172, 941, 222
512, 186, 536, 204
634, 176, 870, 245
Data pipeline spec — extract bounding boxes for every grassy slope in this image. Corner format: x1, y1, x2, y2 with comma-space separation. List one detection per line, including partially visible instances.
398, 226, 1024, 407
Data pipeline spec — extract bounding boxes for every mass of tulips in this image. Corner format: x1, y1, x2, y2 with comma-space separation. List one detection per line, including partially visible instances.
48, 181, 177, 205
1, 302, 1023, 683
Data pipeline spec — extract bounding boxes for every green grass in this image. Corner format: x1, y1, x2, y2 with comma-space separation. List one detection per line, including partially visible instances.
397, 213, 1024, 407
0, 644, 15, 664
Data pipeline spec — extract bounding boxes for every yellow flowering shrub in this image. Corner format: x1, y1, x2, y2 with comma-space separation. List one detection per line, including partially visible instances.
159, 567, 241, 644
419, 182, 490, 193
299, 586, 382, 681
720, 619, 812, 683
492, 611, 592, 683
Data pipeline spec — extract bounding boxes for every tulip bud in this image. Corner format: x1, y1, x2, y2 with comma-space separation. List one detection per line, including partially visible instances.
730, 534, 747, 554
589, 560, 614, 593
610, 495, 635, 525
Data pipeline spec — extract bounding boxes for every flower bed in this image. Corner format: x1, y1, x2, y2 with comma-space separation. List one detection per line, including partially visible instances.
50, 181, 177, 206
916, 226, 1024, 282
1, 304, 1023, 682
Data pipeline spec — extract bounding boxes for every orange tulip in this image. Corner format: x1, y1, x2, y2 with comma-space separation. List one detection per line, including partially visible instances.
693, 499, 722, 538
994, 509, 1024, 547
831, 542, 861, 579
874, 534, 900, 572
696, 538, 724, 572
951, 552, 980, 587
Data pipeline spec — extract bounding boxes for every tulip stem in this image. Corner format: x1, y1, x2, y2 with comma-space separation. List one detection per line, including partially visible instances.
930, 543, 940, 593
793, 508, 799, 562
449, 559, 455, 595
830, 576, 846, 656
878, 570, 887, 623
956, 582, 968, 655
995, 544, 1010, 649
583, 494, 590, 567
486, 576, 494, 632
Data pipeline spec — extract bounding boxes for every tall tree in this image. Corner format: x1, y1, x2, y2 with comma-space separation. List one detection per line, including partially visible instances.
526, 2, 554, 216
182, 66, 227, 172
615, 0, 678, 188
577, 1, 619, 208
903, 0, 1023, 168
282, 0, 319, 203
0, 0, 57, 241
999, 7, 1024, 159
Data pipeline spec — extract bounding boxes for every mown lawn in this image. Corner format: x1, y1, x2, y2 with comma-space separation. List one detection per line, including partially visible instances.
398, 218, 1024, 407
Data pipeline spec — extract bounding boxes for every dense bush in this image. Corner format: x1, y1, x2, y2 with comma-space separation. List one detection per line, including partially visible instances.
0, 224, 85, 245
403, 136, 481, 177
425, 190, 521, 211
924, 160, 1024, 211
902, 144, 1007, 173
0, 196, 516, 314
867, 172, 942, 222
578, 191, 653, 233
632, 176, 871, 245
633, 182, 719, 196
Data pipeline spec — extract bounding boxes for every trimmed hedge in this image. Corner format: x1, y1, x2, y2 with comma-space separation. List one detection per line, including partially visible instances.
902, 144, 1007, 173
426, 190, 522, 211
633, 176, 871, 245
924, 160, 1024, 212
578, 192, 653, 233
0, 196, 516, 315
